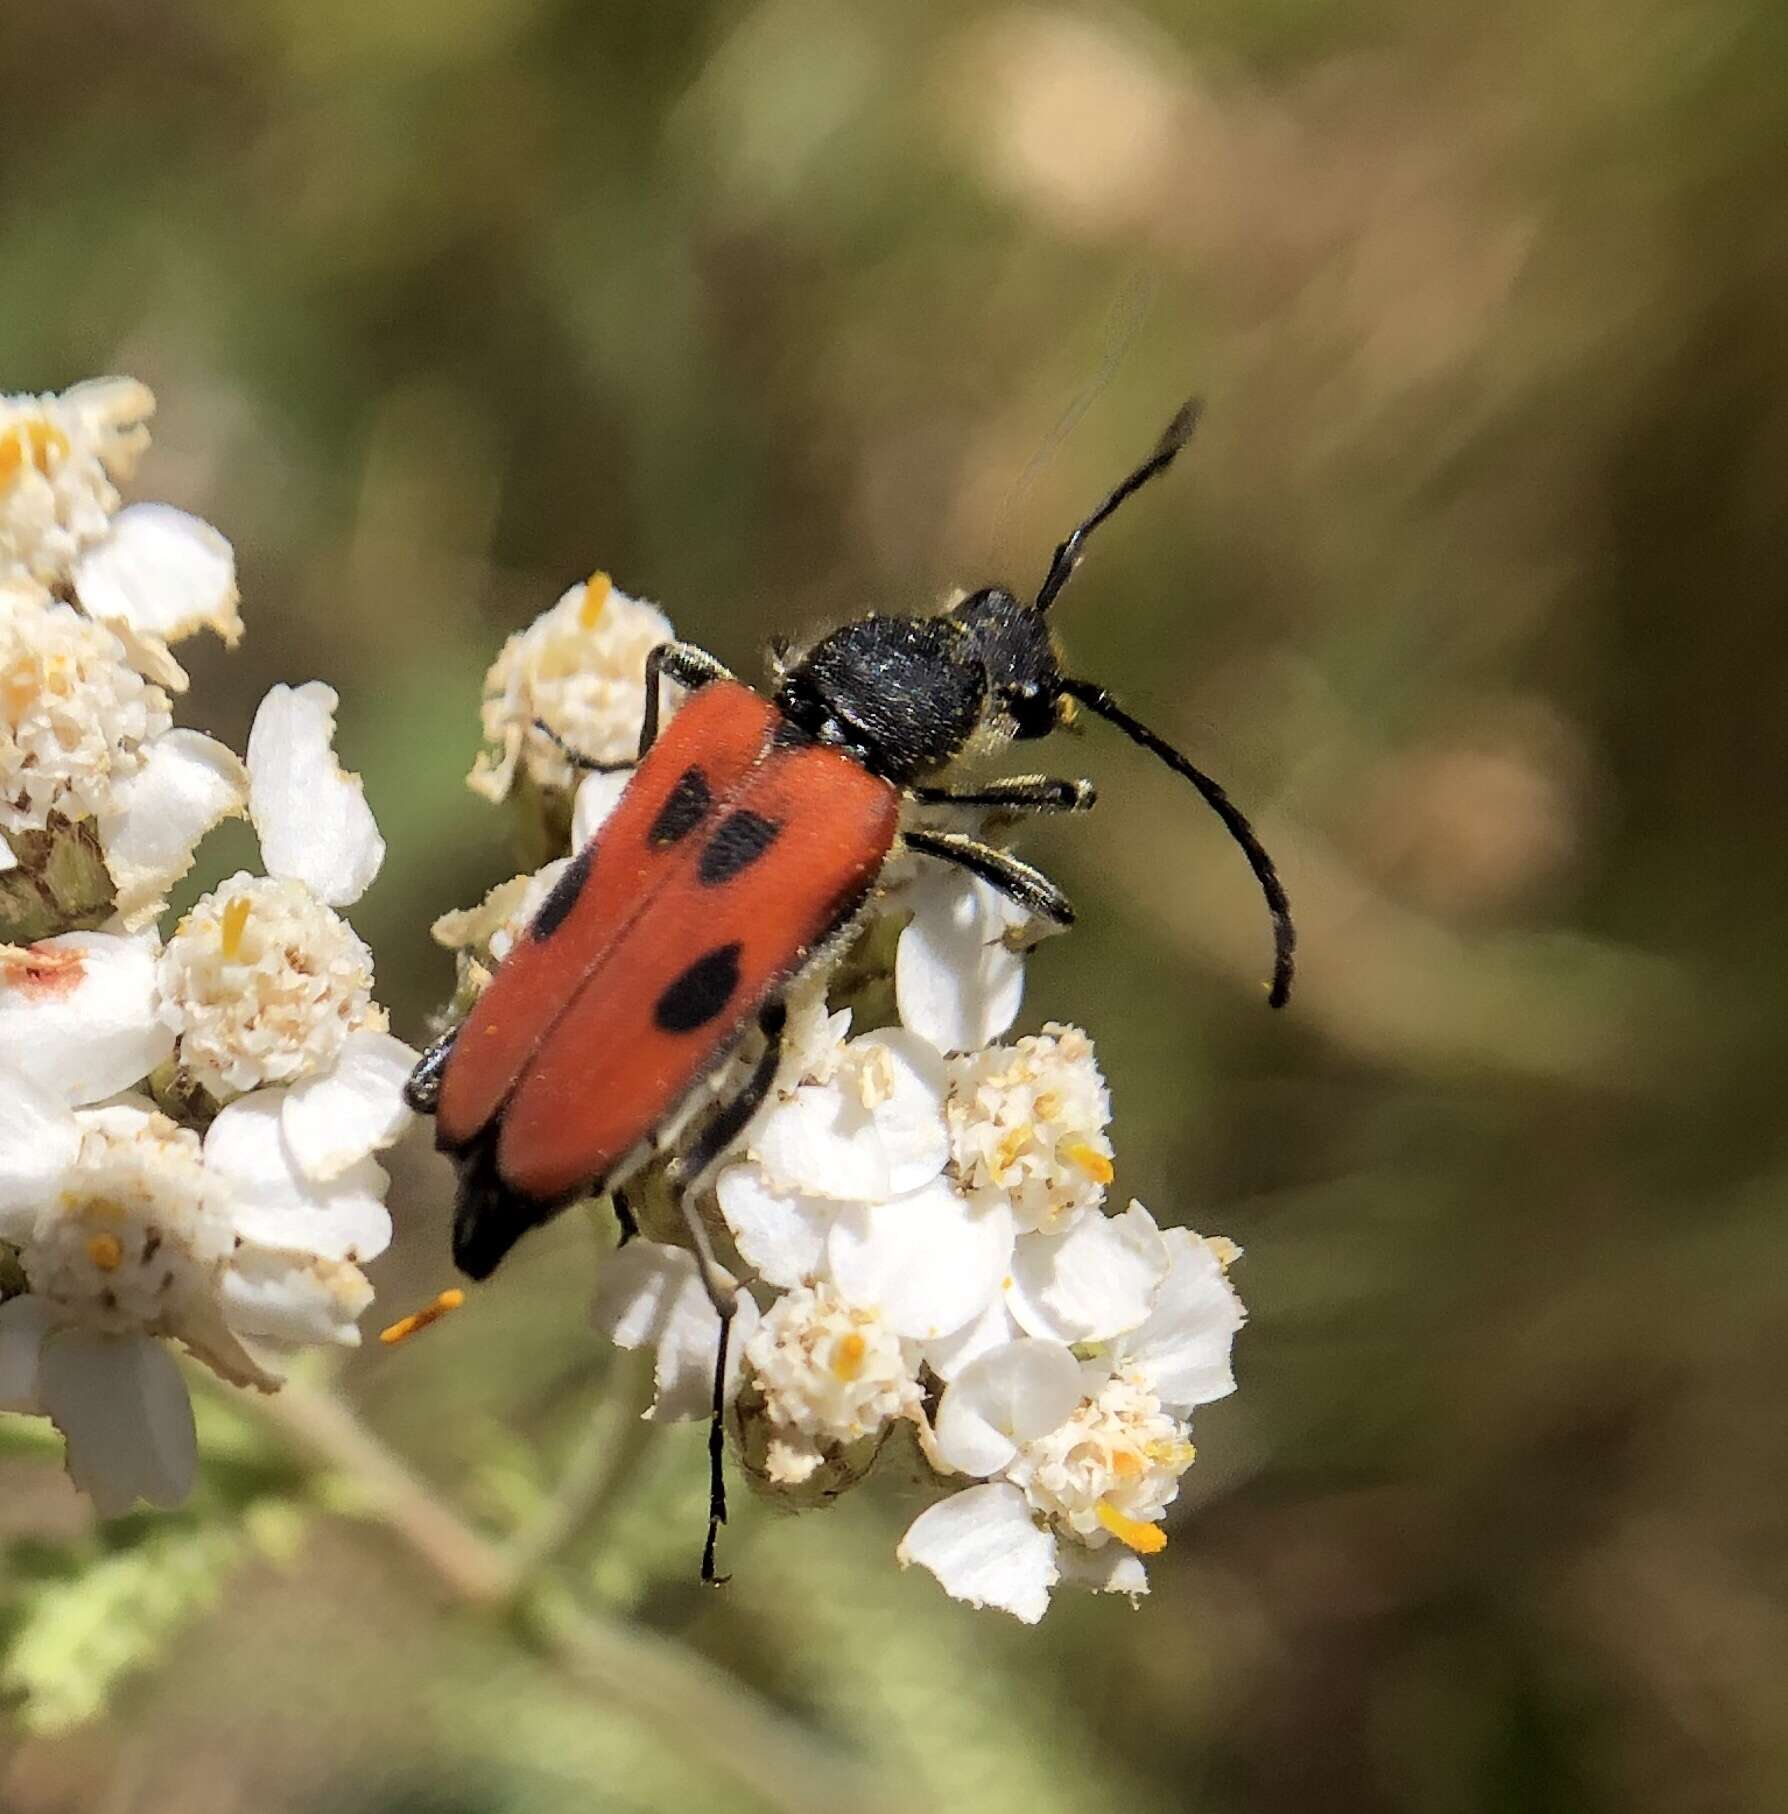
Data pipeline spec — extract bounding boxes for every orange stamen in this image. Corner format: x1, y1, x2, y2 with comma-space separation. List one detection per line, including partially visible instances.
380, 1288, 466, 1345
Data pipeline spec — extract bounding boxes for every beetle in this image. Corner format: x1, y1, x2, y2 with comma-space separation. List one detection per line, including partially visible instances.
405, 400, 1294, 1578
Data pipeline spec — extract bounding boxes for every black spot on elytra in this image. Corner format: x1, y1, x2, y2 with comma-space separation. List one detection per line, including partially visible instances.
650, 766, 712, 845
654, 942, 742, 1034
698, 811, 782, 885
530, 844, 593, 940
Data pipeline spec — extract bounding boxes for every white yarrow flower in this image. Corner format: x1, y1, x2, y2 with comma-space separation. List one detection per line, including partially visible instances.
158, 873, 383, 1098
947, 1023, 1114, 1232
0, 1069, 386, 1516
469, 572, 671, 802
0, 581, 246, 923
741, 1282, 922, 1485
901, 1225, 1246, 1622
0, 371, 409, 1522
0, 379, 155, 586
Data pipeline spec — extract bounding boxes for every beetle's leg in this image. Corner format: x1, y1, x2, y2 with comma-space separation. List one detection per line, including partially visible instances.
663, 998, 788, 1583
909, 776, 1096, 814
609, 1185, 638, 1246
640, 641, 735, 759
404, 1025, 459, 1115
529, 717, 635, 775
901, 826, 1076, 928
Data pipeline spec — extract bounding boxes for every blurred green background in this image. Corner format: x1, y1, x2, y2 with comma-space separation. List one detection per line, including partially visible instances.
5, 0, 1788, 1808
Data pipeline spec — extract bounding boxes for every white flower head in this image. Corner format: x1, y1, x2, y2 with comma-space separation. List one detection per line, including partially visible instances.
469, 572, 672, 802
158, 873, 383, 1098
0, 584, 171, 839
0, 378, 154, 586
947, 1022, 1114, 1233
0, 1065, 388, 1516
900, 1223, 1246, 1620
740, 1282, 922, 1485
157, 682, 410, 1138
0, 581, 246, 923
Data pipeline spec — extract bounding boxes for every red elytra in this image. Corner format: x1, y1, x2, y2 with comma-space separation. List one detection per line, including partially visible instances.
434, 679, 900, 1208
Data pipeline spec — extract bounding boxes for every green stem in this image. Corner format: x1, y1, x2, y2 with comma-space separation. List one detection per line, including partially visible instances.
248, 1374, 910, 1814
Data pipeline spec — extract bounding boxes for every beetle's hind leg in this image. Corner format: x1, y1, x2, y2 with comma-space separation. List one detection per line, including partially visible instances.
902, 826, 1075, 928
662, 998, 788, 1583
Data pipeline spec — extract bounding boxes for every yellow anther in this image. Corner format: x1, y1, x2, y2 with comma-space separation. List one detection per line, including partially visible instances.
379, 1288, 466, 1345
1096, 1501, 1167, 1555
1062, 1141, 1114, 1185
993, 1124, 1031, 1182
1110, 1447, 1144, 1479
1, 666, 37, 723
85, 1233, 124, 1272
1031, 1092, 1061, 1120
219, 894, 251, 960
26, 420, 68, 473
1144, 1436, 1195, 1470
578, 570, 613, 630
830, 1331, 868, 1382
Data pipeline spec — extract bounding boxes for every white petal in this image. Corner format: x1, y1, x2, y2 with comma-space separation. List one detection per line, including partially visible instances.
571, 767, 632, 845
39, 1329, 197, 1516
1057, 1541, 1150, 1598
932, 1337, 1082, 1477
897, 1483, 1059, 1623
923, 1294, 1023, 1382
859, 1028, 950, 1195
99, 729, 248, 929
0, 932, 172, 1105
0, 1064, 80, 1228
590, 1240, 759, 1422
1117, 1226, 1246, 1411
247, 682, 385, 906
220, 1248, 372, 1347
206, 1089, 392, 1262
0, 1295, 52, 1410
752, 1080, 887, 1201
1006, 1201, 1170, 1346
752, 1030, 949, 1203
0, 831, 16, 872
203, 1089, 301, 1198
895, 870, 1029, 1055
72, 503, 241, 654
714, 1164, 834, 1287
827, 1177, 1013, 1341
280, 1031, 417, 1182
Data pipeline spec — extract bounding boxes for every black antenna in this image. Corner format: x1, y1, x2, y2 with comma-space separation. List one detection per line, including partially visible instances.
1060, 677, 1296, 1008
1034, 399, 1202, 613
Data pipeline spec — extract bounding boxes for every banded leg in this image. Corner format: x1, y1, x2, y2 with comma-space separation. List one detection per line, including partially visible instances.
404, 1025, 458, 1115
530, 717, 634, 775
910, 776, 1096, 813
902, 827, 1076, 928
664, 999, 788, 1583
641, 641, 734, 759
610, 1185, 638, 1246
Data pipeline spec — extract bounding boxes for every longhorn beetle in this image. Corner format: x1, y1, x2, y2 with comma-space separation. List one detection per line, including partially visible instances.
405, 400, 1295, 1580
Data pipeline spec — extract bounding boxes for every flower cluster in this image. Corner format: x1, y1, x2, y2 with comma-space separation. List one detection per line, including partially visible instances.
446, 579, 1249, 1623
0, 378, 410, 1517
